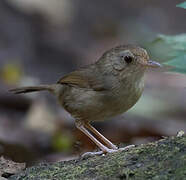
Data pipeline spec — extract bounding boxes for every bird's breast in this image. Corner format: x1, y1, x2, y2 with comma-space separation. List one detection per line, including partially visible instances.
104, 75, 145, 116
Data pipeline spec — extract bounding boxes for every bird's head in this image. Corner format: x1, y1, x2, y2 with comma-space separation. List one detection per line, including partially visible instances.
99, 45, 161, 76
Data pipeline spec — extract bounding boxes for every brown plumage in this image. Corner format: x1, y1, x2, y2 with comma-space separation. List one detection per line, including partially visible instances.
10, 44, 161, 155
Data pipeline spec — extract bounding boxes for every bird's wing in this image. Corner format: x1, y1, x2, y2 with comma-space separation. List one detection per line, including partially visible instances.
57, 67, 106, 91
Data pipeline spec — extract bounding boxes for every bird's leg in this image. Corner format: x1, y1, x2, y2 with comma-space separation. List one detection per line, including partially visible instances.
84, 123, 118, 150
75, 121, 111, 154
75, 121, 135, 157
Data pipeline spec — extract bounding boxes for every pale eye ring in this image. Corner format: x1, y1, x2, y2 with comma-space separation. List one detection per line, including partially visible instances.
124, 56, 133, 64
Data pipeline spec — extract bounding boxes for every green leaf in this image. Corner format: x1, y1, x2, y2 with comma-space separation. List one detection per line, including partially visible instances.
148, 34, 186, 74
176, 2, 186, 9
156, 34, 186, 50
163, 55, 186, 73
149, 4, 186, 74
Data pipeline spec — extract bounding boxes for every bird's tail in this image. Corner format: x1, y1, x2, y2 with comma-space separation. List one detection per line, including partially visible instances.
9, 85, 55, 94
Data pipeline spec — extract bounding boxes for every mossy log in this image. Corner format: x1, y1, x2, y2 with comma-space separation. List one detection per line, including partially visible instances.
9, 135, 186, 180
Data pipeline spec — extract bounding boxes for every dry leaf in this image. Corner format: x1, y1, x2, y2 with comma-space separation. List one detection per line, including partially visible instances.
0, 156, 25, 177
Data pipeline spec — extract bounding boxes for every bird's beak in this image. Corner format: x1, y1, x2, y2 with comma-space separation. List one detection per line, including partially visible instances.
144, 60, 162, 68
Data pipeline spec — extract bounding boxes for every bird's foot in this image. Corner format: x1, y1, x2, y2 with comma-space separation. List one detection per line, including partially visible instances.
81, 151, 104, 157
118, 144, 135, 151
81, 145, 135, 158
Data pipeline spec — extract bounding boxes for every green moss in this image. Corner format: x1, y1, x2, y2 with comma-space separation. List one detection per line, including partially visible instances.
9, 136, 186, 180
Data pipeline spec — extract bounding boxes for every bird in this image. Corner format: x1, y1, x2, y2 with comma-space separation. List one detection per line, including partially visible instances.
10, 44, 161, 156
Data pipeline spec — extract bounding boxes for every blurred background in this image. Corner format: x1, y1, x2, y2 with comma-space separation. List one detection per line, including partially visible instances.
0, 0, 186, 166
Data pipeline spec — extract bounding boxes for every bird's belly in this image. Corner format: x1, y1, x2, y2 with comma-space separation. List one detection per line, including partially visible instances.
101, 90, 142, 119
96, 79, 144, 120
60, 80, 144, 122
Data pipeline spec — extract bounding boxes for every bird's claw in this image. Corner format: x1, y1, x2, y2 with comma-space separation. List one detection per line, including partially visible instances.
81, 144, 135, 158
118, 144, 135, 151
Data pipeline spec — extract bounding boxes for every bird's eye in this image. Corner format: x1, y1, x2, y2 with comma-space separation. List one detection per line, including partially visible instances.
124, 56, 133, 64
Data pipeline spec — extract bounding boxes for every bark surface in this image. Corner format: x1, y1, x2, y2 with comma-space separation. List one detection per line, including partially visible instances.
9, 135, 186, 180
